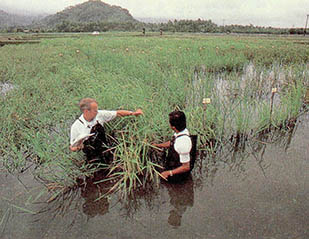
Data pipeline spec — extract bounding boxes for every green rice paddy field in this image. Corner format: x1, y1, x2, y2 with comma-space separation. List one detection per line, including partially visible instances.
1, 32, 309, 196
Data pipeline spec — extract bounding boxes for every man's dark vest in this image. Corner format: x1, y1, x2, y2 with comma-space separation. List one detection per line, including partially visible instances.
165, 134, 197, 182
80, 120, 110, 164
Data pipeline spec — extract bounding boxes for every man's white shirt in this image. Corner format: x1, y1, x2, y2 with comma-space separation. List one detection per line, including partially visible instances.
70, 110, 117, 145
174, 128, 192, 163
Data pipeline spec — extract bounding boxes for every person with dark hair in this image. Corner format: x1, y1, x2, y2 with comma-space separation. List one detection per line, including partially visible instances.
70, 98, 143, 163
152, 110, 197, 182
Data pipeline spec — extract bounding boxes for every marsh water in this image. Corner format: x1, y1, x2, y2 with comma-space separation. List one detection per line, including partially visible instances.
1, 112, 309, 239
1, 63, 309, 238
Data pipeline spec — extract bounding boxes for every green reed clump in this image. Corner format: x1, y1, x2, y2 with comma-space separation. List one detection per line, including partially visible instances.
101, 122, 161, 197
272, 81, 305, 126
187, 104, 219, 150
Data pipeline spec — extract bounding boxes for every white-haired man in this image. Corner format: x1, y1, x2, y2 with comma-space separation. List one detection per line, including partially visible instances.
70, 98, 143, 162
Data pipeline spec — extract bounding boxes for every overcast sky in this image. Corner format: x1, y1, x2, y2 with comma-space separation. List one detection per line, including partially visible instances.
1, 0, 308, 28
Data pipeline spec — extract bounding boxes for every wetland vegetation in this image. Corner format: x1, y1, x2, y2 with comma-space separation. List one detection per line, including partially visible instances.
1, 32, 309, 200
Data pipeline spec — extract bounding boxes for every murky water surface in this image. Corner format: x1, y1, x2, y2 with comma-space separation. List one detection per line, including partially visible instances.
1, 115, 309, 239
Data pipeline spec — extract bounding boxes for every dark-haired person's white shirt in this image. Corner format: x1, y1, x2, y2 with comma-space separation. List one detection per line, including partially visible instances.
70, 110, 116, 146
173, 128, 192, 163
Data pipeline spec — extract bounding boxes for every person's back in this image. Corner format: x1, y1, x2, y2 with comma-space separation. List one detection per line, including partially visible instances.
152, 110, 197, 182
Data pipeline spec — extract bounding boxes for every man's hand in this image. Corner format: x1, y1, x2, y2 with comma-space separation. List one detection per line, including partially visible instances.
69, 143, 84, 152
132, 108, 143, 116
160, 170, 171, 180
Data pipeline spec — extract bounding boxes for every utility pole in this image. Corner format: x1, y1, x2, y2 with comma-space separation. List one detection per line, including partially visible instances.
305, 14, 309, 36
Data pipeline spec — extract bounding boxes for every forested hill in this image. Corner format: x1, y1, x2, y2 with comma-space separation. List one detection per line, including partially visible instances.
40, 0, 138, 27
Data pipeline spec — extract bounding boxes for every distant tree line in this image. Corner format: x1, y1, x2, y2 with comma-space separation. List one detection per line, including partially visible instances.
1, 18, 307, 35
53, 20, 138, 32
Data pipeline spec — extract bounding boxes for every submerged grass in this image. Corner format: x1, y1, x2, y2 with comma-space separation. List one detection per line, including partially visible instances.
1, 32, 309, 197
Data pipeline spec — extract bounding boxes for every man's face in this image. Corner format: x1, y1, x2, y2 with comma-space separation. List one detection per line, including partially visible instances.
86, 102, 98, 121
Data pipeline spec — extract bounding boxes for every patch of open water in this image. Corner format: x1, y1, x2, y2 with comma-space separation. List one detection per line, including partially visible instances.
0, 82, 15, 97
189, 62, 308, 107
1, 117, 309, 239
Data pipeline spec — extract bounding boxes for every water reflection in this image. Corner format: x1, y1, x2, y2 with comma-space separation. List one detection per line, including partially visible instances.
194, 116, 299, 188
163, 176, 194, 227
80, 176, 110, 219
34, 170, 112, 225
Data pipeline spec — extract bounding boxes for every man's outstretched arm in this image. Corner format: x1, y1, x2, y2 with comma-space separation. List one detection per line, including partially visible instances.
116, 109, 143, 117
152, 141, 171, 148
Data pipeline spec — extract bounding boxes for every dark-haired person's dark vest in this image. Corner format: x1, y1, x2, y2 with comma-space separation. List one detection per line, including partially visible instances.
81, 121, 111, 164
165, 134, 197, 182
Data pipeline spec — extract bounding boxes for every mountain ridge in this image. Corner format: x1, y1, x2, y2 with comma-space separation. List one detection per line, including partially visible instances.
39, 0, 138, 27
0, 0, 138, 29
